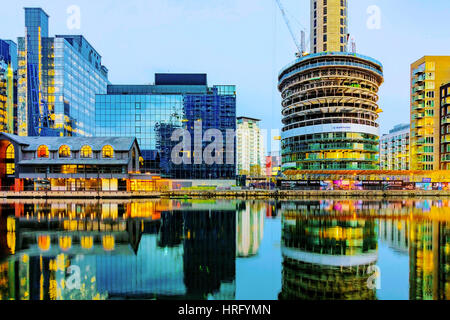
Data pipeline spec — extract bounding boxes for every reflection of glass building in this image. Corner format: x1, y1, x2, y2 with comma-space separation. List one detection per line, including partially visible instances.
236, 201, 264, 257
409, 220, 450, 300
17, 8, 109, 137
95, 74, 236, 178
279, 201, 378, 300
378, 218, 409, 255
0, 200, 237, 300
183, 209, 236, 299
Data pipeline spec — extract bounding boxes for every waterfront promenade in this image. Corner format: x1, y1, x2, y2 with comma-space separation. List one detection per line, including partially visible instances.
1, 189, 450, 199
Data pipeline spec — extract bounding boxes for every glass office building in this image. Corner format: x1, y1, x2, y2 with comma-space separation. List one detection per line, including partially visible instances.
17, 8, 108, 137
0, 39, 17, 134
95, 74, 237, 179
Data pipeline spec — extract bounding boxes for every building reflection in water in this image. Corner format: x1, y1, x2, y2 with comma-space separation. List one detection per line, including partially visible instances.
2, 199, 450, 300
279, 200, 378, 300
0, 199, 239, 300
236, 201, 264, 258
408, 200, 450, 300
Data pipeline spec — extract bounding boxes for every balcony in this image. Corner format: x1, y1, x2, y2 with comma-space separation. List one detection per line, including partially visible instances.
413, 85, 425, 93
416, 75, 426, 82
441, 117, 450, 125
416, 122, 425, 128
412, 95, 425, 102
413, 103, 425, 110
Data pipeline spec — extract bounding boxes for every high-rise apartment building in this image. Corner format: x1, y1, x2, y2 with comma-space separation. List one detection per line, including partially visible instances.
410, 56, 450, 171
96, 74, 236, 179
17, 8, 109, 137
236, 117, 265, 176
379, 123, 410, 171
440, 82, 450, 169
0, 39, 17, 134
279, 0, 383, 171
310, 0, 348, 54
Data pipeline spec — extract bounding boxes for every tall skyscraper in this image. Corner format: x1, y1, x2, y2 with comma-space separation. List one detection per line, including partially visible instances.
279, 0, 383, 172
410, 56, 450, 171
17, 8, 108, 137
236, 117, 265, 176
0, 39, 17, 134
310, 0, 348, 54
379, 123, 410, 171
95, 74, 236, 179
440, 82, 450, 170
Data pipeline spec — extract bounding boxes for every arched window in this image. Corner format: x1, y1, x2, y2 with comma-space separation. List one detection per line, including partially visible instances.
102, 145, 114, 159
6, 144, 15, 175
59, 145, 71, 158
37, 145, 49, 158
80, 145, 93, 158
6, 144, 14, 159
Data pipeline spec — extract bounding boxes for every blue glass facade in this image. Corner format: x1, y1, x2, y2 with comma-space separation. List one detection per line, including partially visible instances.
95, 74, 237, 179
0, 39, 17, 134
17, 8, 109, 137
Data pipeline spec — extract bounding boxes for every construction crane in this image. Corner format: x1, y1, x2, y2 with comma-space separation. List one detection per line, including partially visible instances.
275, 0, 307, 57
25, 32, 56, 136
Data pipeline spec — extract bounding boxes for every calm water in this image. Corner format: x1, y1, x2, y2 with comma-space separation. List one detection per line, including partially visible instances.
0, 198, 448, 300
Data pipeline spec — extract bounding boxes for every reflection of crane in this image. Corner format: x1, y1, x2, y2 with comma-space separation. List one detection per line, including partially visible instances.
275, 0, 307, 57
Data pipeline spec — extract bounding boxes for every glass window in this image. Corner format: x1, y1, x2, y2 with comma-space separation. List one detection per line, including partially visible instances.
80, 145, 93, 158
37, 145, 49, 158
6, 143, 15, 175
59, 145, 71, 158
102, 145, 114, 158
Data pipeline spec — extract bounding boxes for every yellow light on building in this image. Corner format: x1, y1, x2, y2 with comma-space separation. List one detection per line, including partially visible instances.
38, 235, 51, 251
102, 235, 115, 251
59, 236, 72, 251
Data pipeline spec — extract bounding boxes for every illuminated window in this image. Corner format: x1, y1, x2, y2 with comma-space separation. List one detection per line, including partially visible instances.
6, 144, 15, 175
102, 235, 115, 251
37, 145, 49, 158
59, 145, 71, 158
6, 143, 14, 159
59, 236, 72, 251
102, 145, 114, 159
80, 145, 93, 158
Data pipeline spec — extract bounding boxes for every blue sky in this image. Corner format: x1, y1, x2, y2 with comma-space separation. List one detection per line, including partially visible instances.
2, 0, 449, 137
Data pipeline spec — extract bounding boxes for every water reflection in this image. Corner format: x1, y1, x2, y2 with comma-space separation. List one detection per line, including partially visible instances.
1, 199, 450, 300
279, 201, 378, 300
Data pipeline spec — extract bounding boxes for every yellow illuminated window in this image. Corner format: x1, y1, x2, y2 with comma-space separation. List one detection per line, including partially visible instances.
6, 144, 15, 175
6, 143, 14, 159
102, 145, 114, 159
37, 145, 49, 158
59, 145, 71, 158
80, 145, 93, 158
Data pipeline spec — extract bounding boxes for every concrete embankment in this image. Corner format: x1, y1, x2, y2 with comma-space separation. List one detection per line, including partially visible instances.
2, 189, 450, 199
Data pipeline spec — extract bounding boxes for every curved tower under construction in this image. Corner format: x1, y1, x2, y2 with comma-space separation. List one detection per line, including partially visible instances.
279, 0, 384, 171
